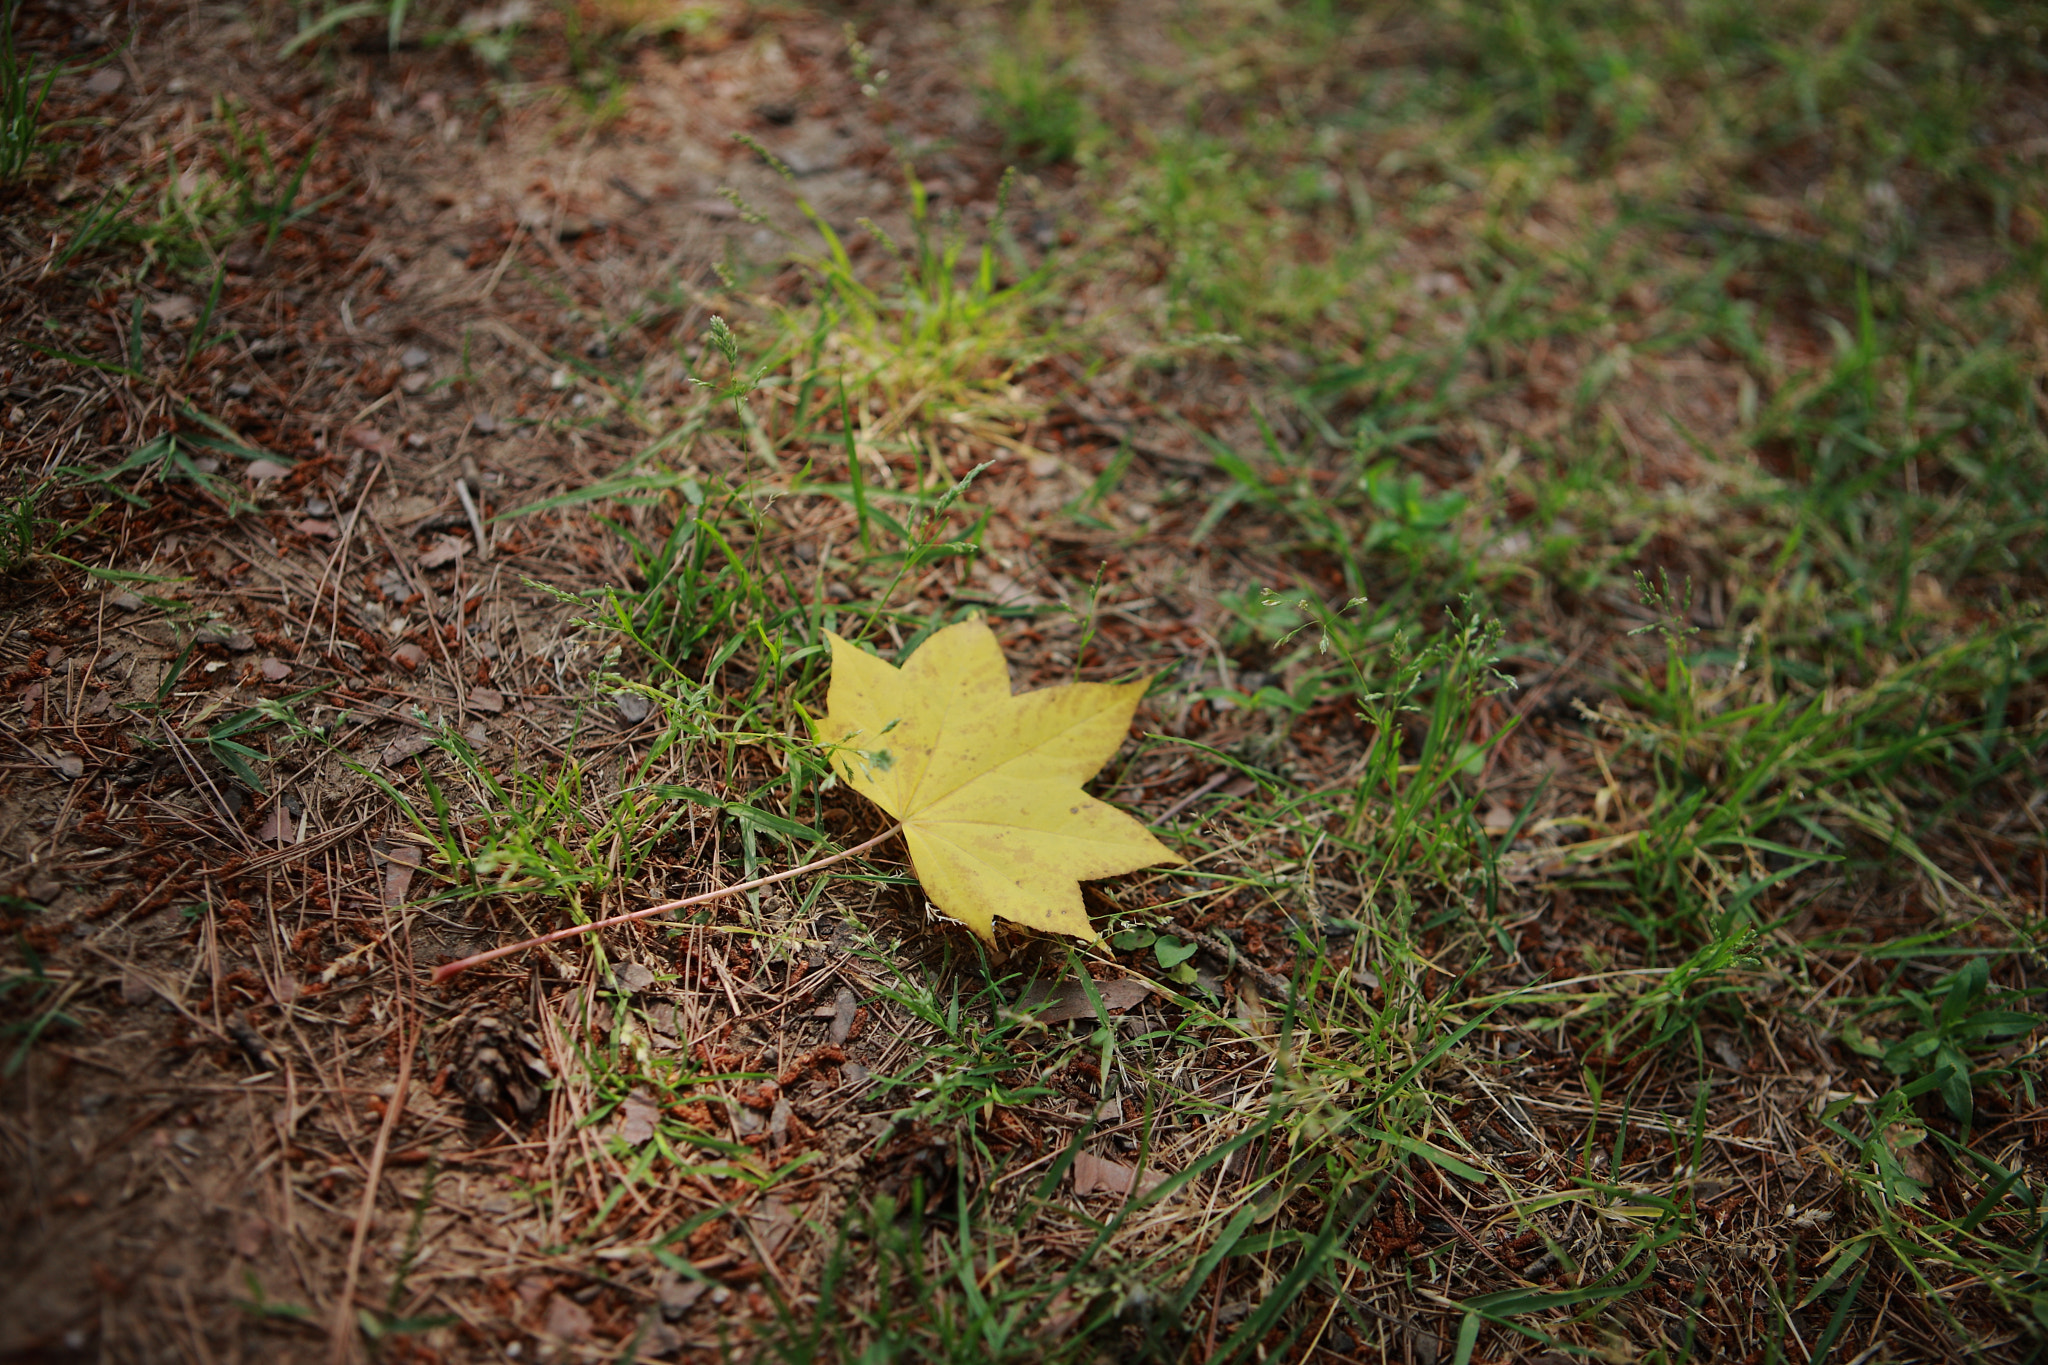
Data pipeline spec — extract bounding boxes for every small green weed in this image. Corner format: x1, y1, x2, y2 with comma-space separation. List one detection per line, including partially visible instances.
981, 1, 1092, 166
2, 939, 79, 1076
1844, 958, 2043, 1124
0, 0, 59, 182
775, 162, 1054, 426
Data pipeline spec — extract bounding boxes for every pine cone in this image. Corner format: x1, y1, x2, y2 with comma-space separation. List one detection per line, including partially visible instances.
455, 1012, 549, 1120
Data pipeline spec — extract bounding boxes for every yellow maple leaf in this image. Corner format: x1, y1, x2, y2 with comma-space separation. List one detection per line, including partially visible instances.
818, 615, 1182, 943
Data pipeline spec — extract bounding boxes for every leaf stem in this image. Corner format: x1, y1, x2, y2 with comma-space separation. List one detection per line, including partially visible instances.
430, 824, 903, 983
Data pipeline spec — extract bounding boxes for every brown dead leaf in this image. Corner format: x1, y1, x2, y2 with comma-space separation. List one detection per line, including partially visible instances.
610, 1089, 660, 1146
828, 987, 858, 1045
295, 518, 337, 539
259, 657, 293, 682
541, 1294, 592, 1341
468, 687, 504, 713
345, 425, 393, 455
147, 294, 196, 323
1070, 1151, 1166, 1199
381, 731, 436, 767
255, 804, 297, 844
390, 643, 427, 671
418, 536, 467, 569
382, 844, 422, 908
233, 1215, 272, 1259
1015, 976, 1152, 1023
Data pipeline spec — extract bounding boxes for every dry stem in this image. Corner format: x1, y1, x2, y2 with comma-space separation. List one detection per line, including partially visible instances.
429, 825, 903, 982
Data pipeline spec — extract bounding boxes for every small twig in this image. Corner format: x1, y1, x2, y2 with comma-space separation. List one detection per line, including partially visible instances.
1185, 925, 1296, 1002
431, 825, 902, 983
454, 476, 490, 562
1157, 767, 1238, 824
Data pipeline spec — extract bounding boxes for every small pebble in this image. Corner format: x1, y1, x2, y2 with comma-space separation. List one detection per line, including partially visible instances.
400, 346, 431, 370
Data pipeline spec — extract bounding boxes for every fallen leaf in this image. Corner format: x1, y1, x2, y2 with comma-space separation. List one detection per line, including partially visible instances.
468, 687, 504, 713
295, 518, 337, 539
819, 616, 1181, 942
245, 459, 292, 482
1070, 1151, 1167, 1198
1015, 976, 1152, 1023
638, 1315, 682, 1356
542, 1294, 592, 1342
147, 294, 196, 323
228, 1214, 272, 1258
828, 986, 857, 1045
259, 657, 293, 682
417, 536, 466, 569
345, 425, 393, 455
610, 1089, 660, 1145
382, 844, 422, 908
256, 804, 297, 844
611, 961, 656, 994
85, 66, 123, 95
751, 1198, 798, 1253
381, 731, 436, 767
656, 1272, 708, 1321
390, 643, 426, 671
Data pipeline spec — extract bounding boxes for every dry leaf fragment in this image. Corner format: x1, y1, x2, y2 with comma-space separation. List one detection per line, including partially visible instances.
1015, 976, 1152, 1023
611, 961, 657, 994
258, 657, 293, 682
418, 536, 466, 569
256, 804, 297, 844
147, 294, 196, 323
468, 687, 505, 713
381, 731, 436, 766
610, 1090, 660, 1146
345, 425, 393, 455
382, 844, 422, 907
1070, 1151, 1166, 1198
819, 616, 1181, 942
828, 986, 858, 1045
542, 1294, 592, 1342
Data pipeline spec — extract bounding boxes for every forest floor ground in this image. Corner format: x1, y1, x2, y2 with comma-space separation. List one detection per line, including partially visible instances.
3, 0, 2048, 1362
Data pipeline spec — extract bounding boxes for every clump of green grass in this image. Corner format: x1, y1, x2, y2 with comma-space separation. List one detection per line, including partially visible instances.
791, 169, 1055, 430
981, 0, 1094, 167
0, 0, 59, 183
